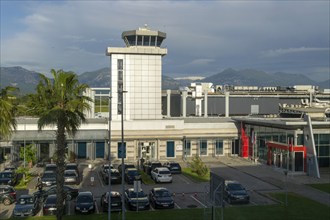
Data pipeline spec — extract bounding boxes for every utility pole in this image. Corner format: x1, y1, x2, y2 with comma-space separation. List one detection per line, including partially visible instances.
108, 93, 112, 219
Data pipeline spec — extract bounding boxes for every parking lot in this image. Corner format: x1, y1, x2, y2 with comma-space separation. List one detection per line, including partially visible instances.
0, 159, 286, 219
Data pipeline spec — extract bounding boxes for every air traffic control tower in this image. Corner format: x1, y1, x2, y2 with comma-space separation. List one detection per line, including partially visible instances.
106, 26, 167, 121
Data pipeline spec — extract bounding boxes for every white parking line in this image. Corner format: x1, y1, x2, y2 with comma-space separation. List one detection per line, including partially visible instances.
190, 195, 207, 208
97, 170, 105, 187
67, 200, 71, 215
95, 201, 99, 214
174, 203, 181, 209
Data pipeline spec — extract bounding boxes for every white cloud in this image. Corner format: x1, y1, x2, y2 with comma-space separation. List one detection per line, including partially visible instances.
262, 47, 330, 57
186, 59, 216, 66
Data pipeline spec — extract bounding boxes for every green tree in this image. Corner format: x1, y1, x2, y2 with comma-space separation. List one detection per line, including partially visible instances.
27, 69, 91, 220
19, 144, 37, 166
188, 155, 209, 177
0, 86, 18, 141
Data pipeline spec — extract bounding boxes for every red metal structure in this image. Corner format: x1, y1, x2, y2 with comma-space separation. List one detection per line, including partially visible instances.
266, 141, 307, 172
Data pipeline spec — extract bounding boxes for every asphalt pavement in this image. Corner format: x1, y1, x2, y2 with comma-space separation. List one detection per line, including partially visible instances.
208, 156, 330, 207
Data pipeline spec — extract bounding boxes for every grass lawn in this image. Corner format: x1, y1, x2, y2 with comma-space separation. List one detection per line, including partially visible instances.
10, 193, 330, 220
182, 167, 210, 182
139, 170, 155, 185
307, 183, 330, 194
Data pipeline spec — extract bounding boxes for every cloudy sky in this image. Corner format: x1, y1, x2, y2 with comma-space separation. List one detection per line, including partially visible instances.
1, 0, 329, 81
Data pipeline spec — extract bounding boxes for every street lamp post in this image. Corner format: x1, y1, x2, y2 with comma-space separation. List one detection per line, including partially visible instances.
24, 120, 26, 168
120, 90, 127, 220
108, 93, 112, 219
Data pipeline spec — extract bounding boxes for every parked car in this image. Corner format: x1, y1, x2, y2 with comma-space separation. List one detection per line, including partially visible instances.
162, 161, 182, 174
102, 168, 122, 185
0, 171, 17, 186
65, 163, 79, 172
34, 185, 78, 201
65, 163, 79, 177
4, 165, 16, 172
100, 164, 114, 174
100, 191, 122, 212
143, 161, 162, 175
41, 171, 56, 187
13, 194, 41, 217
149, 187, 174, 209
43, 194, 65, 216
117, 163, 135, 175
64, 170, 79, 185
224, 180, 250, 204
151, 167, 172, 183
124, 168, 141, 184
0, 185, 16, 205
124, 188, 150, 211
44, 164, 57, 172
75, 191, 96, 214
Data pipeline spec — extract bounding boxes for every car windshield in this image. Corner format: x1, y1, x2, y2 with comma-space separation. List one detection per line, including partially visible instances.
43, 173, 55, 178
152, 163, 162, 167
77, 195, 93, 203
18, 197, 34, 205
45, 196, 57, 204
228, 183, 244, 191
0, 173, 12, 178
155, 190, 171, 197
66, 165, 77, 170
127, 170, 138, 175
129, 191, 146, 198
111, 171, 120, 176
111, 196, 122, 202
65, 171, 76, 177
159, 170, 170, 174
45, 165, 57, 171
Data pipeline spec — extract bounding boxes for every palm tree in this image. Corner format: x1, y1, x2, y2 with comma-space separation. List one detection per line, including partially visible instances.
0, 86, 18, 141
28, 69, 91, 220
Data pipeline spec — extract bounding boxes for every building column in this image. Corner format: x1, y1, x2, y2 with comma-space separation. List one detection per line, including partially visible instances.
181, 91, 187, 117
225, 91, 230, 117
204, 90, 208, 118
167, 90, 171, 117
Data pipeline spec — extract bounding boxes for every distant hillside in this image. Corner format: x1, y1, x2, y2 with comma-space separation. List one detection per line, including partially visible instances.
78, 67, 110, 87
201, 68, 318, 87
0, 66, 41, 94
318, 79, 330, 89
1, 66, 328, 95
78, 67, 181, 90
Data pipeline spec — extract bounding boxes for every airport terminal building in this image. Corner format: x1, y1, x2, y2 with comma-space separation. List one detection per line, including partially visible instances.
1, 26, 329, 177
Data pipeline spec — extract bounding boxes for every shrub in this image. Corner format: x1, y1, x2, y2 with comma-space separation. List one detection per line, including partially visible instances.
188, 155, 209, 177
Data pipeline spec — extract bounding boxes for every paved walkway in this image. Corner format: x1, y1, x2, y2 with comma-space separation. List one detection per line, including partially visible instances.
209, 156, 330, 207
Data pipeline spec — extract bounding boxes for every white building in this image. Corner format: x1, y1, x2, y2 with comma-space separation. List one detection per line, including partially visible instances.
106, 26, 167, 120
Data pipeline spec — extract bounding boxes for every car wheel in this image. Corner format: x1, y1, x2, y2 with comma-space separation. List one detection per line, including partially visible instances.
3, 198, 11, 206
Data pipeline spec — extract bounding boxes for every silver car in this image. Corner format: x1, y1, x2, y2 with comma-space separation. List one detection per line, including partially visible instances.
151, 167, 172, 183
64, 170, 79, 185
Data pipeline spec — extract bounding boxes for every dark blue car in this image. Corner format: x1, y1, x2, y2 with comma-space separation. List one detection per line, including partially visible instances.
0, 171, 17, 186
75, 191, 95, 214
13, 194, 41, 217
124, 168, 141, 184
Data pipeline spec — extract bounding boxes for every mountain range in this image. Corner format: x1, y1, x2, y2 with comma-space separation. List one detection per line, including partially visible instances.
0, 66, 328, 95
